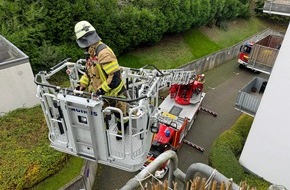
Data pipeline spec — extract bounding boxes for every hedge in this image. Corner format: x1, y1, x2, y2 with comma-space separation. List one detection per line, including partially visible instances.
0, 0, 250, 72
209, 114, 270, 188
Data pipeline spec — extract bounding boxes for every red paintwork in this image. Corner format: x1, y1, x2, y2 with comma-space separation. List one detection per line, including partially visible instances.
144, 77, 203, 171
153, 124, 175, 144
169, 84, 179, 99
172, 118, 188, 149
193, 80, 203, 93
239, 52, 249, 63
239, 42, 254, 63
144, 117, 189, 169
169, 80, 204, 105
174, 84, 193, 105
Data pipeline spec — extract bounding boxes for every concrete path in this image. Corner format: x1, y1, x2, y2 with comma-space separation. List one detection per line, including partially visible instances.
93, 59, 268, 189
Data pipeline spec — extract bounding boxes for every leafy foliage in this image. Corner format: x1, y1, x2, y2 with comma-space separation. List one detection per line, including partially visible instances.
210, 145, 244, 183
0, 0, 251, 72
209, 114, 270, 188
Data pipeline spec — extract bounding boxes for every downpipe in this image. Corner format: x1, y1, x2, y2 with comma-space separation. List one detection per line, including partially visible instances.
184, 163, 240, 190
120, 150, 178, 190
119, 152, 240, 190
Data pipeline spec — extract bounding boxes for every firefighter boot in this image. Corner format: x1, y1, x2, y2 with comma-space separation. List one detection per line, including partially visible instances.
116, 120, 129, 140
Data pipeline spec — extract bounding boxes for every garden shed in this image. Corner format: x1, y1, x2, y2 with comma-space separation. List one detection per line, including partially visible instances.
0, 35, 38, 116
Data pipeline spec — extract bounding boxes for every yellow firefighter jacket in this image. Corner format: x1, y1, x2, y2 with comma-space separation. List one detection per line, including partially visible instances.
79, 42, 125, 96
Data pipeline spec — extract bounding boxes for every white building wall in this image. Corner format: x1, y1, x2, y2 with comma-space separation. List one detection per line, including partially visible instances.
0, 62, 38, 116
0, 35, 38, 116
239, 23, 290, 189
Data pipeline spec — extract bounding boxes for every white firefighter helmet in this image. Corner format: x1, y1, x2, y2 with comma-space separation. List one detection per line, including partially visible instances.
74, 21, 101, 48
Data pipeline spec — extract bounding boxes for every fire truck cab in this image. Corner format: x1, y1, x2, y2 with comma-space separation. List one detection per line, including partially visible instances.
238, 42, 254, 66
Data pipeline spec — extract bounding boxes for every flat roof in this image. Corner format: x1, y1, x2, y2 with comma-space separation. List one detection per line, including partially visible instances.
263, 0, 290, 16
0, 35, 29, 69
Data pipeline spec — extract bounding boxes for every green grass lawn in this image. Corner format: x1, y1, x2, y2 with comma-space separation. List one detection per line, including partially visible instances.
1, 17, 286, 190
200, 18, 268, 48
118, 17, 286, 70
183, 29, 221, 58
118, 33, 194, 69
30, 157, 84, 190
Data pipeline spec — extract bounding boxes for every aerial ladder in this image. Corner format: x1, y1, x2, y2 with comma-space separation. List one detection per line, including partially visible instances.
34, 59, 198, 172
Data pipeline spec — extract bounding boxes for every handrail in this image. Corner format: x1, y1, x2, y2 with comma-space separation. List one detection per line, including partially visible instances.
50, 58, 71, 71
129, 105, 148, 159
184, 163, 240, 190
34, 73, 148, 103
119, 151, 241, 190
120, 150, 178, 190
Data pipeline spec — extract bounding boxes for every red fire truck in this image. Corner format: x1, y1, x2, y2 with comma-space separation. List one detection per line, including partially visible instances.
144, 75, 212, 178
237, 33, 284, 74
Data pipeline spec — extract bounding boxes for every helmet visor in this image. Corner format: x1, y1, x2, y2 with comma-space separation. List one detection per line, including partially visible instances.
76, 31, 101, 48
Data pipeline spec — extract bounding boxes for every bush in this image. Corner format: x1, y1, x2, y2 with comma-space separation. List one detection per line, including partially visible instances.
209, 114, 270, 188
231, 113, 253, 139
0, 0, 252, 73
32, 43, 83, 72
209, 130, 245, 183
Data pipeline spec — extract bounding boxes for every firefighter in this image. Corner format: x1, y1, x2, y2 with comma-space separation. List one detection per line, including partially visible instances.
196, 74, 205, 83
74, 20, 128, 140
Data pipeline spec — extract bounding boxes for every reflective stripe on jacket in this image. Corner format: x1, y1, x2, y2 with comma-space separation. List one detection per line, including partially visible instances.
79, 42, 125, 96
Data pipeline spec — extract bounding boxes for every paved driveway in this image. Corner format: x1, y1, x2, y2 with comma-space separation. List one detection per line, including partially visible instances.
93, 59, 268, 189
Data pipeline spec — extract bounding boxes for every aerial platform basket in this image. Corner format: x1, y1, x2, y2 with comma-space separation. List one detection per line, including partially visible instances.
35, 59, 161, 172
35, 59, 198, 172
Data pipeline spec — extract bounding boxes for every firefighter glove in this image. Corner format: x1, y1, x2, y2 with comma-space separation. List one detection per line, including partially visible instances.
76, 85, 84, 91
96, 88, 105, 96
